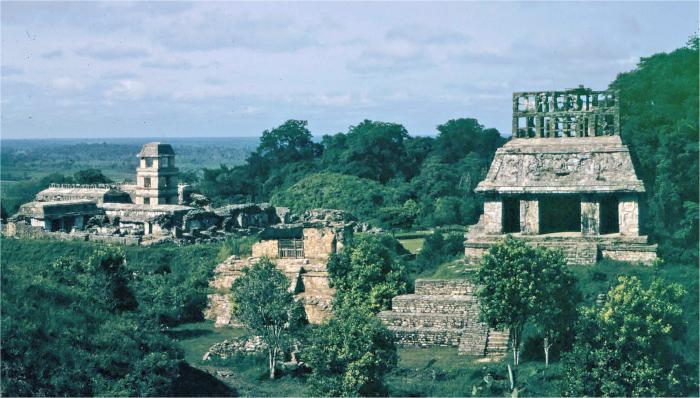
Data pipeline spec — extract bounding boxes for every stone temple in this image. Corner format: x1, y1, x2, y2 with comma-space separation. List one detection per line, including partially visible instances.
379, 87, 657, 360
465, 87, 657, 265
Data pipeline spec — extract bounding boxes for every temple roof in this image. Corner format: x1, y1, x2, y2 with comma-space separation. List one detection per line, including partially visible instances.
18, 200, 101, 218
137, 142, 175, 157
475, 136, 645, 194
36, 184, 131, 203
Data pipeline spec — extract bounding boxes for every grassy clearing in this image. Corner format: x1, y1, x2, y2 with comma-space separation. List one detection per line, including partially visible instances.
398, 237, 425, 254
171, 322, 308, 396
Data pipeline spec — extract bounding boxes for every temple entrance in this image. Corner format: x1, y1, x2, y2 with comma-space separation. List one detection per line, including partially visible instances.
599, 195, 619, 234
502, 197, 520, 233
539, 195, 581, 233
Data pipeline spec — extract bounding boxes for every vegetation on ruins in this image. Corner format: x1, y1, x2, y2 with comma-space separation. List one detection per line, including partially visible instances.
231, 258, 307, 379
327, 234, 410, 313
561, 276, 689, 397
304, 306, 398, 397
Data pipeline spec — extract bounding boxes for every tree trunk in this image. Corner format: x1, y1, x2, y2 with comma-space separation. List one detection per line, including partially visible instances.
511, 333, 520, 366
543, 337, 550, 367
269, 349, 276, 379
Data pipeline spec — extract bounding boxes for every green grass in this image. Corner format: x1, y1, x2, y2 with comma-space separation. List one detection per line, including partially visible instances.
398, 237, 425, 254
168, 322, 246, 366
171, 322, 308, 396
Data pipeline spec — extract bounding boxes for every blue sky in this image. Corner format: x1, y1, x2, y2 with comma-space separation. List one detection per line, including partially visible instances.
1, 1, 697, 139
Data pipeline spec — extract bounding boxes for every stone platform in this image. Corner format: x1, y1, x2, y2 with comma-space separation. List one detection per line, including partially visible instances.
378, 278, 509, 357
464, 232, 657, 265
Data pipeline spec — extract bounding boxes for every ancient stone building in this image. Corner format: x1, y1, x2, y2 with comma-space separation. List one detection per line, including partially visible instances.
378, 277, 509, 357
16, 200, 102, 232
204, 209, 355, 326
465, 87, 657, 265
135, 142, 180, 205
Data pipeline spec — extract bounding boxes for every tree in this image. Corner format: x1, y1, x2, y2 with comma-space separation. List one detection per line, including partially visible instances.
610, 36, 698, 263
476, 236, 570, 367
271, 172, 393, 223
530, 249, 579, 366
561, 276, 688, 396
230, 258, 306, 379
257, 119, 319, 164
322, 120, 410, 183
434, 118, 505, 163
327, 234, 409, 314
73, 168, 112, 184
304, 306, 398, 396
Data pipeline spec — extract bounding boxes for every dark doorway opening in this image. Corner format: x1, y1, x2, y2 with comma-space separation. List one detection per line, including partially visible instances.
599, 195, 619, 234
50, 219, 61, 232
502, 197, 521, 233
539, 195, 581, 233
63, 217, 74, 232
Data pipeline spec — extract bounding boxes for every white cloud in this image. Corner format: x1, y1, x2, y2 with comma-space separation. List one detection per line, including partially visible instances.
51, 77, 85, 91
105, 80, 146, 101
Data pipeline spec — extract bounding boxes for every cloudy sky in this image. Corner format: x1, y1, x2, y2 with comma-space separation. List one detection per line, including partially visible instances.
1, 1, 697, 139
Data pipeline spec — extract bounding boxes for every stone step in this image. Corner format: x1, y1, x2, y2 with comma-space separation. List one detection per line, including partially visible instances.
485, 330, 510, 355
387, 326, 463, 347
391, 295, 479, 314
377, 311, 469, 329
414, 279, 476, 296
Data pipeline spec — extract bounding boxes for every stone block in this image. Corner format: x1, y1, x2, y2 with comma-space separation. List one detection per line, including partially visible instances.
520, 199, 539, 234
618, 195, 639, 236
482, 200, 502, 234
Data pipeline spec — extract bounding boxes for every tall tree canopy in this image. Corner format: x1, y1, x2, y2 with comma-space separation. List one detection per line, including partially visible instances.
610, 36, 699, 263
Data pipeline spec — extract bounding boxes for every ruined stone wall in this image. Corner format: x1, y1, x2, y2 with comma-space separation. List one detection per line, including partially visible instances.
204, 256, 334, 326
251, 240, 279, 258
2, 221, 140, 245
302, 227, 337, 260
600, 244, 657, 263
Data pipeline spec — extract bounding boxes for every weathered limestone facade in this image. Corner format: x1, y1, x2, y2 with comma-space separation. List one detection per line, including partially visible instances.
135, 143, 179, 205
465, 87, 657, 265
378, 277, 509, 357
204, 210, 355, 326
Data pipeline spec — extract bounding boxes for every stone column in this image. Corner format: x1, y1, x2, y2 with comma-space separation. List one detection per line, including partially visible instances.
580, 196, 600, 235
618, 194, 640, 236
520, 198, 539, 235
483, 199, 503, 234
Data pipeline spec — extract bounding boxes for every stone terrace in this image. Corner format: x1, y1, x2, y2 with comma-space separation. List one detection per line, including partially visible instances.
378, 278, 509, 357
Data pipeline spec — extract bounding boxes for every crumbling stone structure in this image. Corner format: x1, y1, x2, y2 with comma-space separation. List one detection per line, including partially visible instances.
465, 87, 657, 265
16, 200, 102, 232
378, 277, 508, 358
204, 209, 355, 326
135, 142, 180, 205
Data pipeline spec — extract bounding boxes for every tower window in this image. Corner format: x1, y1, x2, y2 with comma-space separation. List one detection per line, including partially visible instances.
144, 177, 151, 188
146, 158, 153, 167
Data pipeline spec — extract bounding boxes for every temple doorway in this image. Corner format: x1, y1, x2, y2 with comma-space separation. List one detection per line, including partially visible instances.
599, 195, 620, 234
539, 195, 581, 233
502, 197, 521, 233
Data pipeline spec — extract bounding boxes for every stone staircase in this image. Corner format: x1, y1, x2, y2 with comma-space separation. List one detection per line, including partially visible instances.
378, 278, 508, 358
